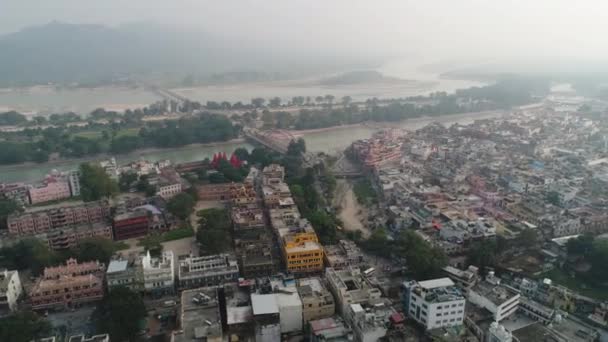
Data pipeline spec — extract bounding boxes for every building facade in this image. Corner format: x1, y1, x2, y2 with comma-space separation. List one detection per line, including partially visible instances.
178, 254, 239, 290
403, 278, 466, 330
0, 270, 23, 314
28, 177, 72, 205
106, 259, 144, 292
29, 259, 105, 310
297, 277, 335, 323
142, 251, 174, 295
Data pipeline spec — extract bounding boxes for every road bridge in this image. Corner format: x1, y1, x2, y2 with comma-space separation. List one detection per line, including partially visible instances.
243, 128, 318, 166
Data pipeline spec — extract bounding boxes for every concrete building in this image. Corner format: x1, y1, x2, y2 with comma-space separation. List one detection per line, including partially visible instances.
46, 223, 113, 251
518, 296, 555, 324
28, 176, 72, 205
487, 322, 513, 342
0, 270, 22, 314
156, 181, 182, 200
172, 287, 222, 342
297, 277, 335, 323
106, 258, 143, 292
308, 317, 353, 342
345, 300, 394, 342
325, 267, 382, 314
99, 158, 119, 179
251, 293, 281, 342
177, 254, 239, 290
29, 259, 105, 310
403, 278, 466, 330
324, 240, 364, 269
443, 265, 479, 289
142, 251, 175, 295
196, 183, 233, 202
67, 170, 81, 197
467, 273, 520, 322
112, 210, 149, 240
7, 200, 110, 237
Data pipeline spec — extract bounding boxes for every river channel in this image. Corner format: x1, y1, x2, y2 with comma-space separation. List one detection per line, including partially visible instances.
0, 110, 504, 183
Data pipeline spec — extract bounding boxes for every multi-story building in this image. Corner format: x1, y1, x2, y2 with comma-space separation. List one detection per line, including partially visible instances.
268, 207, 323, 274
7, 200, 110, 237
106, 258, 144, 292
46, 223, 113, 251
0, 182, 30, 205
325, 267, 382, 314
308, 317, 353, 342
518, 296, 555, 325
296, 277, 335, 323
345, 300, 395, 342
29, 258, 105, 310
324, 240, 364, 269
178, 254, 239, 290
156, 177, 182, 199
197, 183, 233, 202
251, 293, 281, 342
112, 210, 149, 240
0, 270, 23, 314
28, 176, 72, 205
142, 251, 174, 295
99, 158, 119, 179
403, 278, 466, 330
467, 273, 520, 322
68, 170, 81, 197
262, 164, 285, 185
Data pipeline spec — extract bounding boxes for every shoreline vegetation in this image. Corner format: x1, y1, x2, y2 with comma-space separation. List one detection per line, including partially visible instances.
0, 79, 547, 169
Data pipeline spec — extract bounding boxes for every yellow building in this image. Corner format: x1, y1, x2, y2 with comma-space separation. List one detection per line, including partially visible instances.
283, 229, 324, 273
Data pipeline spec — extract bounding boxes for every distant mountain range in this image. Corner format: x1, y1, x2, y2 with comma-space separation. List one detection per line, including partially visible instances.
0, 22, 377, 87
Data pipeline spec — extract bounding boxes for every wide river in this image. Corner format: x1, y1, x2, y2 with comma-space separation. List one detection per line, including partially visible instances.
0, 110, 504, 183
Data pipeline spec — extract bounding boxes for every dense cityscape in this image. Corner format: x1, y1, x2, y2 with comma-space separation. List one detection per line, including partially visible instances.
0, 81, 607, 342
3, 2, 608, 342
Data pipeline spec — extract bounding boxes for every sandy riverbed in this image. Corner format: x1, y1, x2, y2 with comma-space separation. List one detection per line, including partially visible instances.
334, 179, 370, 238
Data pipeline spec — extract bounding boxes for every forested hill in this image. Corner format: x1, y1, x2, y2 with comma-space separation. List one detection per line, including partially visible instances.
0, 22, 377, 87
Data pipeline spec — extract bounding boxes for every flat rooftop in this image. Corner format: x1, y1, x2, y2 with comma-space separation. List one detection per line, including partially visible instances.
251, 293, 279, 315
419, 278, 455, 289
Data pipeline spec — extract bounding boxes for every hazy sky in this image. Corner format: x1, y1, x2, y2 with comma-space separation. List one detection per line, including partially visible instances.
3, 0, 608, 65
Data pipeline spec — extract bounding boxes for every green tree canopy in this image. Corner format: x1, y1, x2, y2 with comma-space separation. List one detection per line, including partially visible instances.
94, 286, 147, 342
0, 311, 52, 342
196, 208, 231, 255
79, 163, 118, 201
167, 193, 196, 221
0, 198, 22, 229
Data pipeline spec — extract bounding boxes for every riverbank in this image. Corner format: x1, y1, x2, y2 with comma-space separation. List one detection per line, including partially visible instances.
288, 109, 506, 135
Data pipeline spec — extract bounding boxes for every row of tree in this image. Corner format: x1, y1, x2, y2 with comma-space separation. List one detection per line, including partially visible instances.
0, 113, 237, 165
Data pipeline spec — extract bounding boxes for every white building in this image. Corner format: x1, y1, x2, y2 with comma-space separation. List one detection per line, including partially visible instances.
467, 273, 520, 322
271, 279, 303, 334
157, 182, 182, 199
142, 250, 174, 295
487, 322, 512, 342
0, 270, 23, 313
99, 158, 119, 179
403, 278, 466, 330
251, 294, 281, 342
178, 254, 239, 290
68, 170, 81, 197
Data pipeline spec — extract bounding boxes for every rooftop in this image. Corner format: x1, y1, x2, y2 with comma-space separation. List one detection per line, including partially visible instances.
106, 260, 128, 274
251, 293, 279, 315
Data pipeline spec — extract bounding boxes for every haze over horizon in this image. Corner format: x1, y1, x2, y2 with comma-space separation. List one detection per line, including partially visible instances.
2, 0, 608, 71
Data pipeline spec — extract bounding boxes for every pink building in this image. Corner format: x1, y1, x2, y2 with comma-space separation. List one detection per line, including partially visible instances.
30, 258, 105, 310
28, 176, 71, 205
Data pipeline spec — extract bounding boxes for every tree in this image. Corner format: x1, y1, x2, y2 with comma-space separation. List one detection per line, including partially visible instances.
467, 240, 498, 274
269, 97, 281, 108
0, 239, 59, 276
518, 228, 538, 248
196, 208, 231, 255
308, 210, 338, 244
135, 175, 157, 197
546, 191, 561, 206
79, 163, 118, 201
167, 193, 196, 221
233, 147, 250, 161
341, 95, 352, 107
315, 96, 324, 104
0, 311, 52, 342
364, 227, 390, 257
72, 237, 117, 264
251, 98, 265, 108
393, 230, 448, 279
589, 240, 608, 283
118, 172, 138, 192
94, 287, 146, 342
0, 199, 22, 229
567, 234, 595, 256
